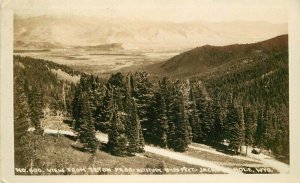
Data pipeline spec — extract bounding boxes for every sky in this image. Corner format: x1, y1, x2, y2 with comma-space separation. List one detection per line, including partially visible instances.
13, 0, 288, 24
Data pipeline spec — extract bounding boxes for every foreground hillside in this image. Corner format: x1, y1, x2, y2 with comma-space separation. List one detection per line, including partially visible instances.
16, 133, 281, 175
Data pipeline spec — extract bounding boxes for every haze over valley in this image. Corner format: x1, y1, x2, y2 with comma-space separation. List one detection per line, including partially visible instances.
14, 15, 287, 74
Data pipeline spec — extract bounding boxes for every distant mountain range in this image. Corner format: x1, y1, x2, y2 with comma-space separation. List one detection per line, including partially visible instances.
139, 34, 288, 78
14, 40, 63, 49
14, 15, 287, 50
74, 43, 123, 51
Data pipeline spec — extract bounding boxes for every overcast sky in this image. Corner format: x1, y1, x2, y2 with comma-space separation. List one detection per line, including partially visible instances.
14, 0, 288, 24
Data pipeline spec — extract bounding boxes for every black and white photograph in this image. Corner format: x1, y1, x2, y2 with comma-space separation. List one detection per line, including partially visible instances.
1, 0, 300, 182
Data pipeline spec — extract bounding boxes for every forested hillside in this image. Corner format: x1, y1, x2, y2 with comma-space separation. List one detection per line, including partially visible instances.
192, 42, 289, 160
144, 35, 288, 78
14, 55, 80, 168
14, 34, 289, 170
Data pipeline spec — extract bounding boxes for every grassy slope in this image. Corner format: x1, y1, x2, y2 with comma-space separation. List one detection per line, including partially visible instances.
33, 118, 279, 175
28, 134, 277, 175
28, 135, 217, 175
17, 114, 281, 175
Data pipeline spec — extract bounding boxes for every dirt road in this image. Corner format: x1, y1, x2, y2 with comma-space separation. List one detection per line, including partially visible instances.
41, 128, 289, 174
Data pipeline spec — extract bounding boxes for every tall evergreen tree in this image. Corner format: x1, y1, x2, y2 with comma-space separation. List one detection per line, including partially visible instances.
14, 77, 32, 168
255, 107, 264, 146
167, 122, 176, 149
225, 100, 242, 154
135, 99, 145, 152
188, 85, 201, 142
28, 84, 44, 135
156, 96, 169, 148
211, 98, 224, 145
72, 86, 83, 130
95, 88, 112, 132
174, 91, 191, 152
77, 94, 98, 153
107, 106, 128, 156
130, 72, 153, 125
127, 99, 140, 154
238, 106, 245, 153
202, 101, 213, 143
261, 104, 276, 150
193, 81, 209, 142
244, 106, 256, 155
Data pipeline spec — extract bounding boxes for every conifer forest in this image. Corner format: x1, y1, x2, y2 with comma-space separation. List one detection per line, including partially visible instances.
13, 34, 289, 174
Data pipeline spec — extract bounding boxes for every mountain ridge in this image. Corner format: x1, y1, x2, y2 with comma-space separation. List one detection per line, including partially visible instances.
139, 34, 288, 78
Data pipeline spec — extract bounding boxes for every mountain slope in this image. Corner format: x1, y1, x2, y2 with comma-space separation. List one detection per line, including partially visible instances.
13, 55, 81, 114
143, 34, 288, 77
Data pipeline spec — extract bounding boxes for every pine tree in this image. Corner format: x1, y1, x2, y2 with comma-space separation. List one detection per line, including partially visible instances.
14, 78, 30, 141
174, 91, 190, 152
14, 72, 44, 170
167, 122, 176, 149
72, 86, 83, 130
130, 72, 153, 127
123, 77, 135, 154
225, 100, 242, 154
28, 84, 44, 135
107, 89, 128, 157
261, 103, 276, 150
244, 106, 256, 155
127, 99, 140, 154
202, 101, 213, 143
159, 77, 173, 123
126, 98, 145, 154
107, 109, 119, 153
136, 102, 145, 152
145, 77, 170, 144
78, 95, 98, 153
95, 88, 112, 132
107, 72, 125, 89
147, 91, 161, 145
238, 106, 245, 154
107, 106, 128, 156
14, 77, 32, 168
115, 88, 124, 112
124, 78, 133, 138
211, 98, 224, 145
255, 107, 264, 146
188, 85, 201, 142
156, 96, 169, 148
193, 81, 209, 143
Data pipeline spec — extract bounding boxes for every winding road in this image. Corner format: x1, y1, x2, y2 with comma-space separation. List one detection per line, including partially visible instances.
41, 128, 239, 174
38, 128, 289, 174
